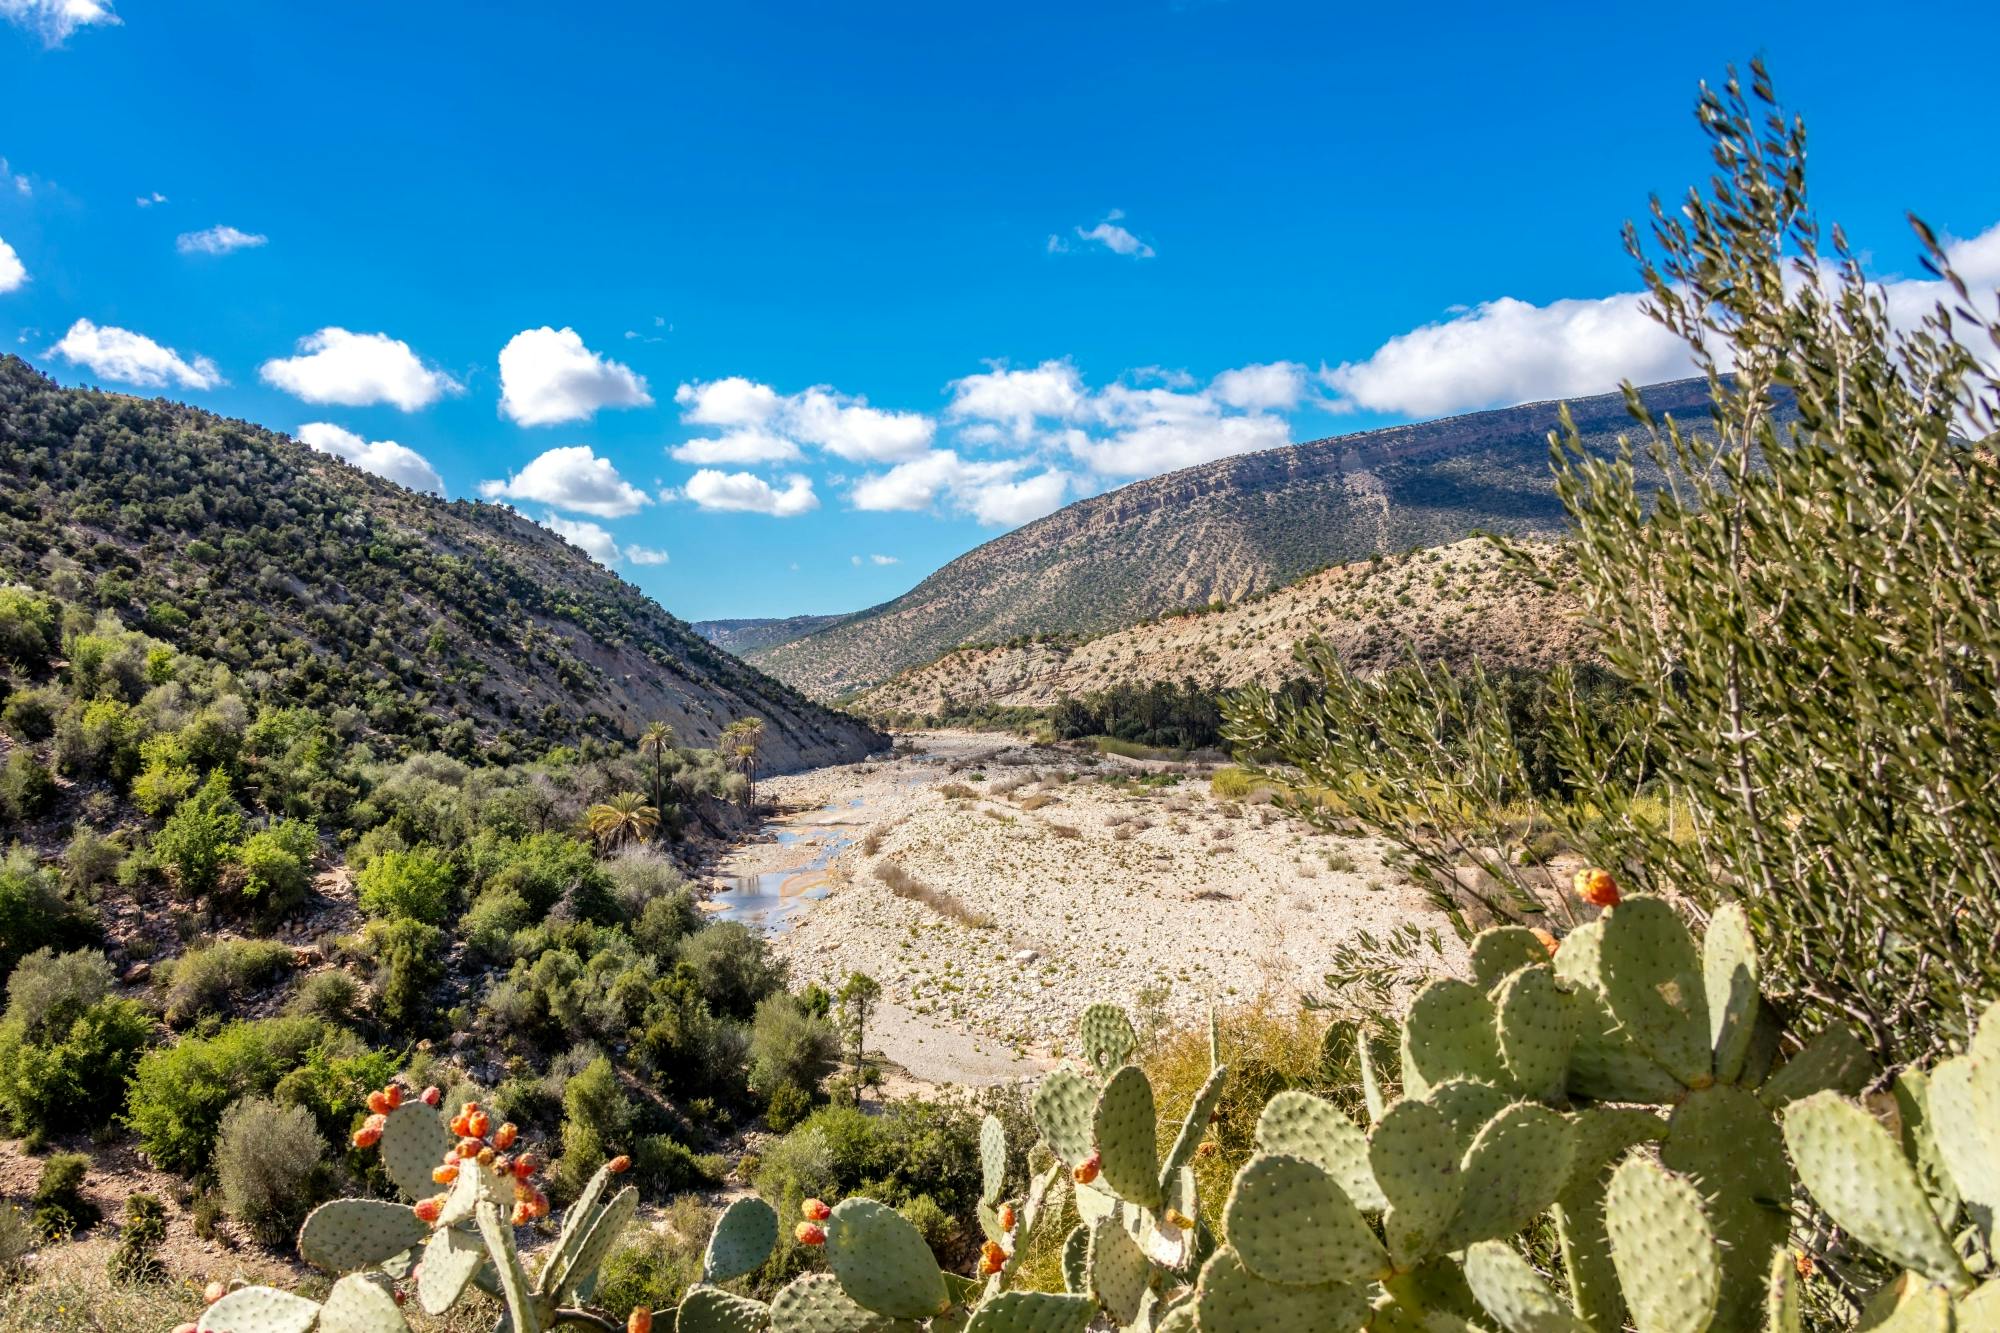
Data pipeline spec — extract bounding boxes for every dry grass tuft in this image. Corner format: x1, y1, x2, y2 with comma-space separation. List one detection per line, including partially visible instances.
938, 782, 977, 801
1047, 823, 1081, 839
1017, 793, 1056, 811
874, 862, 994, 929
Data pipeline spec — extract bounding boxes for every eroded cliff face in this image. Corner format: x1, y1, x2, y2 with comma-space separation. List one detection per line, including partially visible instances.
753, 379, 1717, 699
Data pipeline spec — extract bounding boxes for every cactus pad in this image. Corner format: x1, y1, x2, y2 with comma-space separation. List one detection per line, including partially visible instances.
1470, 927, 1553, 990
1060, 1223, 1090, 1294
1031, 1068, 1098, 1168
377, 1100, 454, 1203
316, 1272, 407, 1333
771, 1273, 920, 1332
1159, 1061, 1228, 1191
1595, 896, 1712, 1088
1604, 1155, 1720, 1333
1086, 1215, 1152, 1325
1660, 1084, 1789, 1328
1764, 1249, 1801, 1333
1255, 1090, 1383, 1210
1494, 965, 1576, 1101
475, 1199, 538, 1333
1551, 1107, 1669, 1331
1700, 902, 1760, 1082
1757, 1021, 1875, 1109
1400, 978, 1505, 1098
1080, 1003, 1138, 1076
980, 1114, 1008, 1206
1093, 1065, 1163, 1210
705, 1195, 780, 1284
1782, 1092, 1971, 1292
417, 1222, 486, 1314
1890, 1069, 1960, 1225
1440, 1102, 1575, 1252
678, 1284, 774, 1333
548, 1183, 638, 1305
1555, 922, 1686, 1105
197, 1285, 322, 1333
962, 1290, 1097, 1333
1462, 1239, 1592, 1333
1422, 1078, 1510, 1152
1222, 1152, 1386, 1287
1368, 1098, 1461, 1267
824, 1197, 949, 1319
1928, 1048, 1999, 1249
1192, 1247, 1369, 1332
1855, 1274, 1955, 1332
297, 1198, 429, 1275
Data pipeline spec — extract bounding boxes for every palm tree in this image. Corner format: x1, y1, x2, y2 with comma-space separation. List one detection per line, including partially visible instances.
584, 791, 659, 848
721, 717, 766, 808
637, 721, 677, 833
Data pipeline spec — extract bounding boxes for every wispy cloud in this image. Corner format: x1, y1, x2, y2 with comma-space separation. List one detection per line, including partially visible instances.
0, 235, 25, 294
0, 0, 118, 46
1049, 209, 1155, 258
176, 224, 268, 256
136, 191, 167, 208
298, 422, 446, 496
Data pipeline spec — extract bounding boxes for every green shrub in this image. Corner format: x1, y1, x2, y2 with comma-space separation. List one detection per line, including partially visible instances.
633, 889, 701, 960
748, 991, 835, 1107
55, 698, 143, 784
59, 825, 123, 898
631, 1132, 723, 1199
0, 752, 55, 821
271, 1035, 399, 1145
233, 819, 318, 919
0, 996, 151, 1137
152, 770, 243, 898
0, 848, 98, 980
463, 886, 532, 962
216, 1096, 328, 1245
676, 921, 784, 1019
31, 1153, 98, 1240
287, 970, 361, 1027
592, 1195, 711, 1320
107, 1192, 166, 1282
764, 1081, 813, 1133
0, 589, 57, 671
125, 1016, 323, 1174
360, 918, 442, 1026
356, 846, 454, 924
0, 687, 58, 743
2, 947, 111, 1038
551, 1056, 631, 1204
160, 938, 292, 1027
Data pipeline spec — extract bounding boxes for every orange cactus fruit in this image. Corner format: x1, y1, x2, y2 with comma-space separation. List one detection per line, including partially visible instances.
628, 1310, 654, 1333
529, 1187, 551, 1218
997, 1204, 1016, 1231
432, 1163, 459, 1185
492, 1122, 518, 1150
383, 1083, 404, 1110
476, 1147, 496, 1166
608, 1154, 632, 1174
457, 1137, 482, 1159
467, 1111, 492, 1139
366, 1090, 392, 1116
1573, 867, 1621, 907
510, 1201, 533, 1226
1530, 927, 1560, 957
795, 1221, 827, 1246
449, 1114, 470, 1137
203, 1280, 227, 1304
512, 1154, 538, 1179
1072, 1151, 1102, 1185
413, 1196, 444, 1225
979, 1239, 1006, 1274
352, 1124, 382, 1149
420, 1086, 442, 1107
801, 1198, 832, 1222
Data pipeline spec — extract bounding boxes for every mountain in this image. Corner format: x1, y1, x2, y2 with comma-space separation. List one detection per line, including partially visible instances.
0, 356, 881, 772
692, 612, 854, 657
748, 378, 1729, 698
852, 538, 1585, 719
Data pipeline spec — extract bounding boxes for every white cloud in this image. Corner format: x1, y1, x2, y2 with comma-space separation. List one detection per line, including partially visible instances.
868, 553, 899, 565
0, 236, 24, 294
261, 328, 462, 411
136, 191, 166, 207
50, 318, 221, 390
297, 422, 445, 495
849, 450, 1069, 525
683, 470, 819, 517
0, 0, 118, 45
0, 157, 28, 196
499, 326, 652, 426
540, 513, 624, 566
1209, 361, 1307, 411
670, 429, 801, 465
1321, 292, 1693, 417
1057, 209, 1155, 259
625, 545, 670, 566
478, 445, 650, 518
176, 224, 266, 256
673, 377, 933, 464
945, 360, 1086, 443
1064, 413, 1289, 478
964, 470, 1073, 526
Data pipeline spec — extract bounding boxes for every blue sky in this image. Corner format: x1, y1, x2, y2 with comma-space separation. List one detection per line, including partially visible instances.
2, 1, 1997, 621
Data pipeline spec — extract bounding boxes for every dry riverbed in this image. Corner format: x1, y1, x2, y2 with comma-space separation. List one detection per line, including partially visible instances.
705, 731, 1464, 1087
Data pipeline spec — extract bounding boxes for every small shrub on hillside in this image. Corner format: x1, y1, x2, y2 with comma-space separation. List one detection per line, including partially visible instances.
3, 947, 111, 1038
632, 889, 700, 959
59, 825, 123, 898
764, 1081, 813, 1133
356, 847, 454, 924
676, 922, 783, 1020
873, 862, 993, 930
160, 938, 292, 1027
463, 885, 533, 962
287, 969, 361, 1027
551, 1056, 632, 1203
217, 1096, 328, 1244
0, 994, 152, 1137
359, 918, 442, 1026
0, 848, 98, 980
125, 1015, 323, 1174
748, 992, 836, 1109
107, 1192, 166, 1283
632, 1132, 723, 1199
0, 752, 55, 822
233, 819, 318, 919
602, 846, 686, 921
271, 1036, 399, 1144
152, 770, 243, 898
0, 687, 58, 743
593, 1195, 711, 1320
31, 1153, 98, 1240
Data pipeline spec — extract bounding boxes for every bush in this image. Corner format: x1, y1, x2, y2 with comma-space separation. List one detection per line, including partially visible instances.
217, 1096, 328, 1244
676, 922, 784, 1020
463, 886, 532, 962
360, 918, 442, 1026
271, 1036, 399, 1145
593, 1195, 711, 1320
748, 992, 835, 1106
631, 1132, 723, 1199
60, 825, 123, 897
0, 687, 58, 743
764, 1081, 813, 1134
0, 590, 57, 672
125, 1016, 323, 1174
160, 938, 292, 1027
2, 947, 111, 1038
0, 752, 55, 821
107, 1192, 167, 1282
356, 846, 454, 924
0, 996, 152, 1137
551, 1056, 631, 1204
0, 847, 98, 980
288, 970, 361, 1027
152, 770, 243, 898
0, 1203, 31, 1276
31, 1153, 98, 1240
633, 890, 701, 959
233, 819, 318, 919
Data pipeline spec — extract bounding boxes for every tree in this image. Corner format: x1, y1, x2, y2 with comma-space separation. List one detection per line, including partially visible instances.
152, 770, 243, 899
637, 722, 677, 834
584, 792, 659, 849
835, 971, 880, 1104
720, 717, 766, 809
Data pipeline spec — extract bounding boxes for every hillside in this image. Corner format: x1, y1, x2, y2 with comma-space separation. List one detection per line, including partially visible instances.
692, 612, 853, 657
852, 538, 1586, 718
750, 378, 1733, 698
0, 356, 881, 772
